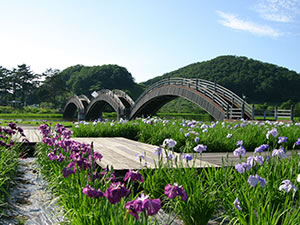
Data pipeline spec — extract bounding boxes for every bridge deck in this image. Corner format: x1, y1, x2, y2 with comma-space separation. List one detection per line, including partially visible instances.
72, 137, 218, 170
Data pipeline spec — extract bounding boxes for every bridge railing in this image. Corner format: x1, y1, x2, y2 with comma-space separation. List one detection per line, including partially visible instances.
134, 77, 252, 118
189, 78, 252, 117
134, 78, 230, 112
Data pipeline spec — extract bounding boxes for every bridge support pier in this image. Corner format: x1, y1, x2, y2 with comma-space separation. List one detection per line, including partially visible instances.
78, 112, 86, 121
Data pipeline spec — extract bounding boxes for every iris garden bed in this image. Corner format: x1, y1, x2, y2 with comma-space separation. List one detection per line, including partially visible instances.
0, 122, 26, 218
72, 118, 300, 153
36, 122, 300, 224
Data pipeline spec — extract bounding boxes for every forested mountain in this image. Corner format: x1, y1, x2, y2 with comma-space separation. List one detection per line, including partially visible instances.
1, 56, 299, 112
58, 64, 144, 100
143, 56, 300, 104
0, 64, 144, 109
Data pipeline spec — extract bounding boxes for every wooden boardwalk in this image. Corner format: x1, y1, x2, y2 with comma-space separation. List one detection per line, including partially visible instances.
13, 127, 300, 170
72, 137, 218, 170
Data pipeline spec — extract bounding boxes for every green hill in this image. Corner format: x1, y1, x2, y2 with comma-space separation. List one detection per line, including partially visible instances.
142, 55, 300, 104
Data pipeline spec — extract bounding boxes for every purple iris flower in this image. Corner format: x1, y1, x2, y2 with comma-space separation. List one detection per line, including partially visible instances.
153, 147, 162, 155
226, 133, 232, 139
279, 180, 297, 192
48, 151, 58, 160
125, 193, 161, 219
82, 185, 104, 198
193, 144, 207, 153
254, 144, 269, 153
272, 147, 287, 159
278, 136, 288, 144
0, 140, 8, 147
233, 197, 241, 211
136, 152, 145, 160
236, 140, 243, 146
182, 154, 193, 161
61, 163, 77, 178
8, 122, 17, 130
57, 153, 65, 163
254, 156, 265, 165
167, 153, 175, 160
164, 183, 188, 201
235, 162, 251, 173
93, 152, 103, 161
248, 174, 266, 188
142, 196, 161, 216
125, 200, 141, 220
163, 139, 177, 149
295, 138, 300, 146
247, 156, 264, 166
185, 133, 190, 137
123, 170, 144, 183
104, 182, 130, 204
266, 128, 278, 139
194, 137, 199, 143
233, 146, 246, 157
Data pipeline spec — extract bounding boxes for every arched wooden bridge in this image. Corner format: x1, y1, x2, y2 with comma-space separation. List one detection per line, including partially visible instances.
63, 95, 90, 120
63, 78, 252, 121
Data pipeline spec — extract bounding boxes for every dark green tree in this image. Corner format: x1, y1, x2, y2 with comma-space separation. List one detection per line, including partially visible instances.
37, 68, 67, 109
10, 64, 40, 106
0, 66, 11, 105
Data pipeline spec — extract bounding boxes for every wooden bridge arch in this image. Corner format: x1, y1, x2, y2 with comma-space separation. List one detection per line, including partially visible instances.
63, 95, 90, 119
85, 89, 127, 120
112, 90, 134, 109
130, 78, 252, 120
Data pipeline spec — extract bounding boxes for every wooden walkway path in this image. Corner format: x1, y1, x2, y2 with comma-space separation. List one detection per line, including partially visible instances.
13, 127, 300, 170
72, 137, 218, 170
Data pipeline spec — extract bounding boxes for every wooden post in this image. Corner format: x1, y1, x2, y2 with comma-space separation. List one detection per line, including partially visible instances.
196, 79, 198, 91
226, 104, 230, 119
241, 102, 245, 119
252, 104, 255, 120
291, 104, 295, 122
264, 108, 267, 120
274, 105, 278, 120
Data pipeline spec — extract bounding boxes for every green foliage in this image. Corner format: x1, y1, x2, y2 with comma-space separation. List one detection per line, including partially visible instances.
294, 102, 300, 117
0, 124, 23, 217
157, 97, 208, 114
142, 56, 300, 104
0, 106, 57, 114
280, 100, 294, 109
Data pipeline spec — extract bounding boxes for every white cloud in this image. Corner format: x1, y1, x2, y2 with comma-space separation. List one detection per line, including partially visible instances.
217, 11, 281, 37
255, 0, 300, 22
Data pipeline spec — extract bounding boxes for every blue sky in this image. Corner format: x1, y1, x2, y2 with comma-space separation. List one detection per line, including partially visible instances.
0, 0, 299, 82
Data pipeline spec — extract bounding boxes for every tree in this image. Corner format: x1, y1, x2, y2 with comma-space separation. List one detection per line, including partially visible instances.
0, 66, 10, 105
10, 64, 40, 106
37, 68, 67, 109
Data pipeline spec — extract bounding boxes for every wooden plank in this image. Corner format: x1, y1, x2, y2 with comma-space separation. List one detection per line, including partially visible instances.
72, 137, 219, 170
13, 126, 42, 143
